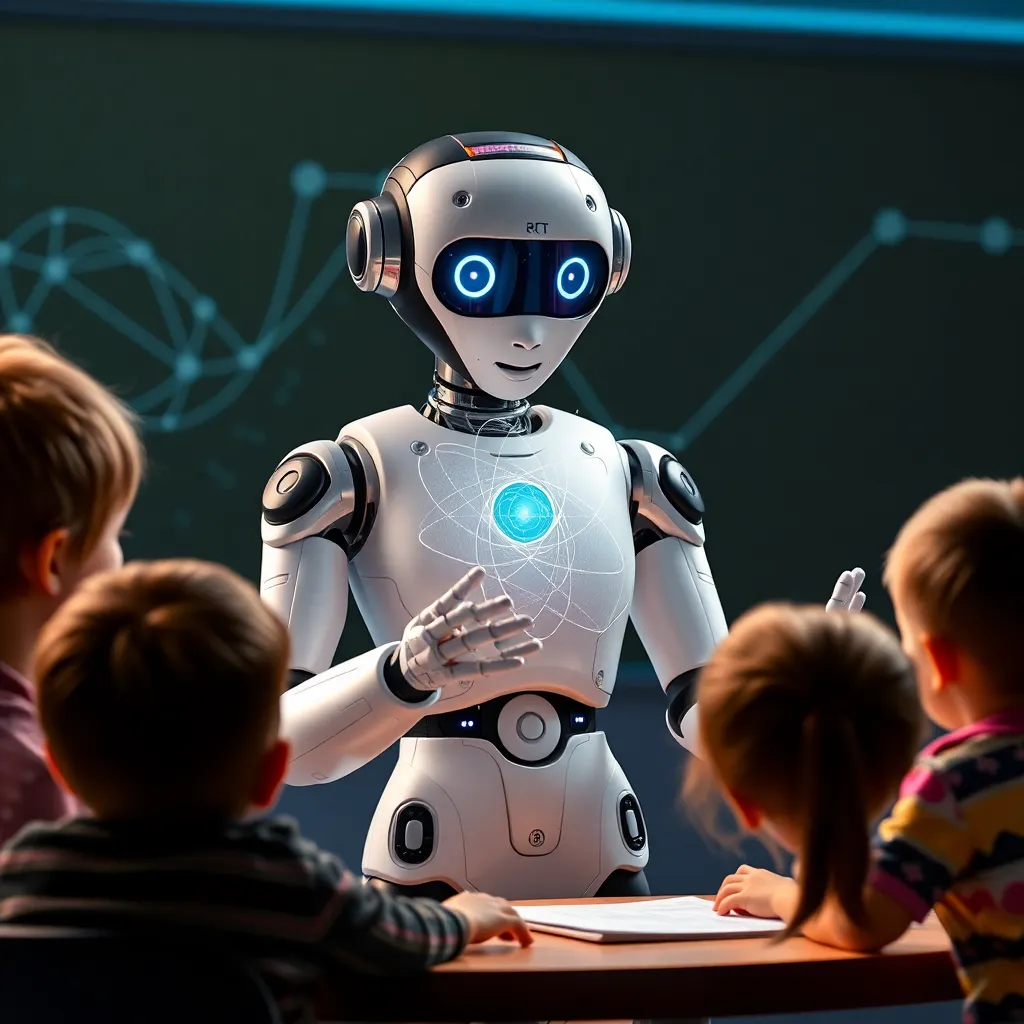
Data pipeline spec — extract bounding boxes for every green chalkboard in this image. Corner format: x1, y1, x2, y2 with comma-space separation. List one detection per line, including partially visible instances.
3, 18, 1022, 668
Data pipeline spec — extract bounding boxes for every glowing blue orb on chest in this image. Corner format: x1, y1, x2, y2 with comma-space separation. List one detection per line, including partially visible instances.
492, 482, 556, 544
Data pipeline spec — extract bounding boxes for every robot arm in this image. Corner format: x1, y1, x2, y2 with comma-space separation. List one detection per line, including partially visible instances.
261, 445, 542, 785
618, 440, 728, 759
260, 438, 438, 785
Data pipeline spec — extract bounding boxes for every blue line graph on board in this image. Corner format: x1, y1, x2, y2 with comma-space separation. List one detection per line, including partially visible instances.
0, 160, 1021, 446
0, 162, 387, 431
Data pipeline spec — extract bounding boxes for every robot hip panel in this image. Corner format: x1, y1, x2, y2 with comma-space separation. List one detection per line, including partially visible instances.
361, 733, 649, 900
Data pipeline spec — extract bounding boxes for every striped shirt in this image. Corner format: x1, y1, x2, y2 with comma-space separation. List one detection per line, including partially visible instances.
0, 815, 467, 1023
871, 709, 1024, 1024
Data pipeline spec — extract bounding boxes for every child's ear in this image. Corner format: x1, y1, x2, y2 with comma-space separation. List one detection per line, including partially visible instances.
725, 788, 763, 831
922, 635, 960, 690
43, 743, 74, 795
251, 739, 290, 809
18, 528, 71, 598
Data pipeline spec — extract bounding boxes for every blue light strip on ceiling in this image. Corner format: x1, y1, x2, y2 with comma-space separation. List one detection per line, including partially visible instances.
124, 0, 1024, 45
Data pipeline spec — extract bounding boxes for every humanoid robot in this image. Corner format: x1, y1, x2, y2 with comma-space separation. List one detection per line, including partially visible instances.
259, 132, 865, 901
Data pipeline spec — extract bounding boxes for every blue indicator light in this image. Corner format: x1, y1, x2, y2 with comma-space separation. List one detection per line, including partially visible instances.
492, 482, 555, 544
556, 257, 590, 300
454, 254, 496, 298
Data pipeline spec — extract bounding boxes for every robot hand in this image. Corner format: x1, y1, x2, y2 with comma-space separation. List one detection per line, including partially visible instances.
398, 566, 543, 691
825, 567, 867, 613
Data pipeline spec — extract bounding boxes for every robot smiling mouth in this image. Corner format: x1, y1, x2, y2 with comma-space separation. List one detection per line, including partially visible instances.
495, 361, 542, 380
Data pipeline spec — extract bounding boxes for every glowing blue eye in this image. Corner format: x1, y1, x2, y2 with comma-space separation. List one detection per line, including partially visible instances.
454, 255, 496, 299
556, 257, 590, 301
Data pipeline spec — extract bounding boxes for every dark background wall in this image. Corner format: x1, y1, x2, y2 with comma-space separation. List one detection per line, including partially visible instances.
3, 8, 1023, 1019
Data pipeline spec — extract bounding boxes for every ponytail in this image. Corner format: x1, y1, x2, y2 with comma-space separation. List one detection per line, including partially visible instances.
782, 711, 870, 939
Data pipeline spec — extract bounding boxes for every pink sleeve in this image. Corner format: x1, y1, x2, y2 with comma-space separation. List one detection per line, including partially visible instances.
868, 865, 934, 923
0, 732, 78, 846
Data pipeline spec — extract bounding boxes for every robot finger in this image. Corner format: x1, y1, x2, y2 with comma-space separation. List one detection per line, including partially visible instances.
826, 569, 856, 612
476, 656, 527, 677
421, 595, 514, 643
493, 638, 542, 658
418, 603, 483, 647
420, 601, 474, 640
442, 565, 488, 608
849, 590, 866, 613
468, 594, 515, 620
435, 615, 533, 659
410, 566, 486, 626
441, 656, 524, 681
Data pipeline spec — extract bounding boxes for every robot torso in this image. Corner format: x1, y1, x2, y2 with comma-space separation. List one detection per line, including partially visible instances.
342, 403, 636, 712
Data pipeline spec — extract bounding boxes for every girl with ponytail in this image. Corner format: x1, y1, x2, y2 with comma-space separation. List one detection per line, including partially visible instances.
683, 602, 924, 941
689, 478, 1024, 1024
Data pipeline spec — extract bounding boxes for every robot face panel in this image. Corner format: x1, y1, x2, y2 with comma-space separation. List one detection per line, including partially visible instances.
406, 157, 614, 400
431, 238, 609, 320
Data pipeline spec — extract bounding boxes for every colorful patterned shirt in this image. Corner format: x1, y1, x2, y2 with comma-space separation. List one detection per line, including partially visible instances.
871, 709, 1024, 1024
0, 815, 467, 1023
0, 661, 79, 845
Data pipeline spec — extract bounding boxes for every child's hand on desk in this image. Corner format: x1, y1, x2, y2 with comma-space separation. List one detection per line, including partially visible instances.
713, 865, 796, 920
444, 892, 534, 947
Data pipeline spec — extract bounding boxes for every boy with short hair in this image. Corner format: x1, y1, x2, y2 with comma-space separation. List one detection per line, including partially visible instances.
0, 558, 530, 1024
0, 333, 142, 844
714, 477, 1024, 1023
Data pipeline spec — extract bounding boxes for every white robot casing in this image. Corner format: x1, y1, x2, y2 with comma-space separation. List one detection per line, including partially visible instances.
260, 133, 727, 899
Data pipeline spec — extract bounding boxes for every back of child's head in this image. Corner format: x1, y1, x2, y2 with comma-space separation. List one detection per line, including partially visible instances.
0, 334, 143, 597
33, 559, 290, 821
884, 477, 1024, 692
684, 604, 924, 937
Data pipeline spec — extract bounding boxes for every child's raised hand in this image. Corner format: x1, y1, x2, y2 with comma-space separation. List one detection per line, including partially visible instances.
443, 891, 534, 947
713, 864, 796, 920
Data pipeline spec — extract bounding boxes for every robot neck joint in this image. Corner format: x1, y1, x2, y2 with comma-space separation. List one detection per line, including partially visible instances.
426, 360, 532, 437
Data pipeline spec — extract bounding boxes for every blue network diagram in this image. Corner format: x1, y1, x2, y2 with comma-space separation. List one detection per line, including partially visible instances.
1, 161, 1022, 448
0, 162, 387, 432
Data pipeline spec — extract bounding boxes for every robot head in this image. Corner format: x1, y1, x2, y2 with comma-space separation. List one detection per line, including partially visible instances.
345, 132, 631, 401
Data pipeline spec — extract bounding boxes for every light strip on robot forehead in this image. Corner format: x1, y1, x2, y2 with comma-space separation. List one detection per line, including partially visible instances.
460, 142, 565, 160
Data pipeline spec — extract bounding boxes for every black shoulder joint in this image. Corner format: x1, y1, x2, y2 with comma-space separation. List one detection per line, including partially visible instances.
339, 440, 374, 558
262, 455, 330, 526
659, 456, 704, 526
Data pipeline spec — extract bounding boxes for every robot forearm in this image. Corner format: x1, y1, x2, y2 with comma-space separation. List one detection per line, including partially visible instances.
631, 536, 728, 757
281, 644, 440, 785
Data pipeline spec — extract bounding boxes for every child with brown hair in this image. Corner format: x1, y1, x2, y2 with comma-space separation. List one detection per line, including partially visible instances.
706, 478, 1024, 1024
684, 604, 924, 936
0, 558, 531, 1023
0, 333, 143, 845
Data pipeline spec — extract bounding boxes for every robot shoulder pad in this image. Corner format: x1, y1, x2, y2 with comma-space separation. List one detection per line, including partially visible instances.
261, 439, 358, 547
618, 439, 706, 545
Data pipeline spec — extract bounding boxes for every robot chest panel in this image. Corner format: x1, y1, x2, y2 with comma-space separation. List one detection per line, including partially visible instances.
347, 409, 635, 685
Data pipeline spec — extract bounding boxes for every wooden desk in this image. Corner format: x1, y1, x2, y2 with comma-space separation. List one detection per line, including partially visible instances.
328, 897, 961, 1021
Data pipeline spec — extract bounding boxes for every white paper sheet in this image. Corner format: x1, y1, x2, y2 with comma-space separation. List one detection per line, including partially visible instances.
518, 896, 786, 942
